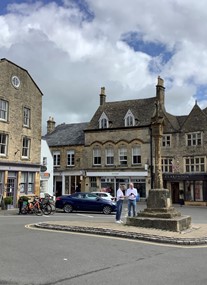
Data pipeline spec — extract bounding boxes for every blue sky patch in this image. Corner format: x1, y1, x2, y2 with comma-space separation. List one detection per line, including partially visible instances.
195, 85, 207, 102
122, 31, 173, 63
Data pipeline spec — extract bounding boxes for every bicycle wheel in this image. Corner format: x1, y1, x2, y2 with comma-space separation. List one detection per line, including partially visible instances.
41, 204, 52, 215
34, 205, 43, 216
49, 202, 56, 215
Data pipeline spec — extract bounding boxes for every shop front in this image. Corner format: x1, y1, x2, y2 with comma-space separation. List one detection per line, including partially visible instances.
163, 173, 207, 206
86, 171, 149, 200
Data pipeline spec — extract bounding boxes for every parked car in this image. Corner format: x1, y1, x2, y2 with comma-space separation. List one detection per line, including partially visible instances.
55, 192, 117, 215
92, 192, 116, 201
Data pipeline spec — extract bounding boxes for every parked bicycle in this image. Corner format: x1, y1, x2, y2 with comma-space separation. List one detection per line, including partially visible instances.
21, 196, 52, 215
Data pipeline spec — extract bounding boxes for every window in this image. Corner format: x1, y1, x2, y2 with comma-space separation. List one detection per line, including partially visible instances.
0, 133, 8, 156
67, 150, 75, 166
90, 177, 97, 191
105, 147, 114, 165
185, 157, 205, 173
119, 146, 127, 165
93, 147, 101, 165
53, 151, 60, 166
0, 99, 8, 121
11, 76, 20, 88
124, 110, 135, 127
100, 118, 108, 128
132, 145, 141, 164
99, 112, 109, 129
20, 172, 34, 194
161, 158, 173, 173
162, 135, 171, 147
23, 107, 30, 127
43, 157, 47, 166
22, 137, 30, 158
186, 132, 202, 146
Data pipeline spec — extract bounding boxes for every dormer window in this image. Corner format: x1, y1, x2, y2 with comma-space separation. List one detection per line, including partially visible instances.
99, 112, 109, 129
124, 110, 135, 127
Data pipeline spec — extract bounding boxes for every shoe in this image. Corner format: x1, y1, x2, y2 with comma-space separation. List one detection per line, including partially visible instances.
115, 220, 121, 224
120, 220, 124, 223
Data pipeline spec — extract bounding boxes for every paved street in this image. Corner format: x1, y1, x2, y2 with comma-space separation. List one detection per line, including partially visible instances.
0, 203, 207, 284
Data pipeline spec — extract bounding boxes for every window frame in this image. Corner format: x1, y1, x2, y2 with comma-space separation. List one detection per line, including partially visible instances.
67, 150, 75, 166
22, 137, 30, 159
0, 133, 8, 156
23, 107, 31, 128
0, 99, 8, 122
124, 110, 135, 127
161, 158, 173, 173
53, 151, 60, 167
132, 145, 141, 165
119, 146, 127, 166
162, 134, 171, 147
186, 132, 202, 146
184, 156, 205, 173
93, 147, 101, 165
105, 147, 114, 165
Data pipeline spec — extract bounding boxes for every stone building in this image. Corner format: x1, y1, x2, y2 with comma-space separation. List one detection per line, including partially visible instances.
43, 119, 88, 197
0, 58, 42, 206
45, 77, 207, 205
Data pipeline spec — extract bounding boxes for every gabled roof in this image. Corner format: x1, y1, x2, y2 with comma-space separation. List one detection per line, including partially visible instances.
0, 58, 43, 95
180, 104, 207, 132
43, 122, 89, 147
87, 97, 158, 129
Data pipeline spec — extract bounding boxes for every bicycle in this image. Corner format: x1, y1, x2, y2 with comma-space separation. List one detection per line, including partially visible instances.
21, 197, 43, 216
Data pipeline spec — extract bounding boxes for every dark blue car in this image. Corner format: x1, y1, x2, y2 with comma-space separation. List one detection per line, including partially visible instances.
55, 192, 117, 215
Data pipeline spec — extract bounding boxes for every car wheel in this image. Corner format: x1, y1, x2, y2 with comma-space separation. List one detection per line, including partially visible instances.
63, 204, 73, 213
103, 205, 112, 215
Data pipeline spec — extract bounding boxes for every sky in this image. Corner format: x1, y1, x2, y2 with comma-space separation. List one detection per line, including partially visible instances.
1, 0, 207, 135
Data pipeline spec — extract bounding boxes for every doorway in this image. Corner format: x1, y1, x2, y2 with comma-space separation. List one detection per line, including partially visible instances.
171, 182, 179, 204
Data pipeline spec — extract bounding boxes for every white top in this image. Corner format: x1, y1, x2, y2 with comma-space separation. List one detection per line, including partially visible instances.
126, 187, 138, 200
116, 188, 124, 201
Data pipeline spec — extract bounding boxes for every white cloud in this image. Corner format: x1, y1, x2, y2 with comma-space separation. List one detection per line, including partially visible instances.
1, 0, 207, 134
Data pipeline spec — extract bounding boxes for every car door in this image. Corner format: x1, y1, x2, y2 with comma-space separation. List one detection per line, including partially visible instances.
81, 193, 101, 211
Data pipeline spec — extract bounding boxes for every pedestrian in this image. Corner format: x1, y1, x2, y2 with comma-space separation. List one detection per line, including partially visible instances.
115, 185, 125, 223
179, 190, 184, 207
126, 182, 138, 217
75, 183, 81, 193
18, 196, 23, 215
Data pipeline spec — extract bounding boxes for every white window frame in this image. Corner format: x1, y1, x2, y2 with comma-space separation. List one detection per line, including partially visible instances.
162, 134, 171, 147
0, 99, 8, 121
186, 132, 202, 146
53, 151, 60, 166
161, 158, 173, 173
105, 147, 114, 165
0, 133, 8, 156
99, 112, 109, 129
67, 150, 75, 166
185, 156, 205, 173
22, 137, 30, 158
119, 146, 127, 165
93, 147, 101, 165
23, 107, 31, 127
132, 145, 141, 164
124, 110, 135, 127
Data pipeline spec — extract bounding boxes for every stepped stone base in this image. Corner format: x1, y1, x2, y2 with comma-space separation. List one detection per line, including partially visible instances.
126, 188, 192, 232
126, 215, 191, 232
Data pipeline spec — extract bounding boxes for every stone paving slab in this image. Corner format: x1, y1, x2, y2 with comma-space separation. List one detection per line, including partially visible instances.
34, 220, 207, 246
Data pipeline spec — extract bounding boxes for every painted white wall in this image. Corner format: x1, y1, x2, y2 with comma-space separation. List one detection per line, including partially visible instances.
40, 139, 54, 197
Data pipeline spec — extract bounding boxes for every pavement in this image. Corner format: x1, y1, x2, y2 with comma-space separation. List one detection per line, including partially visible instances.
1, 206, 207, 246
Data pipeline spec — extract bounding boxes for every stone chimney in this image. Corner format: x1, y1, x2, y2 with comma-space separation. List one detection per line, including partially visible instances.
47, 117, 56, 134
156, 76, 165, 110
100, 87, 106, 106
